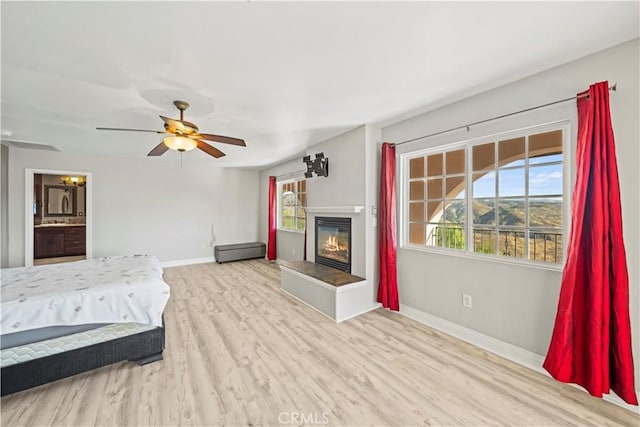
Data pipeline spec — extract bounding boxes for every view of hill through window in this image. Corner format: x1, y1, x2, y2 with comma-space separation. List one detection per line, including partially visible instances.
407, 128, 564, 264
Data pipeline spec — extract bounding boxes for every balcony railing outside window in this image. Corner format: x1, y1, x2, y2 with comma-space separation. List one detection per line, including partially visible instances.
427, 225, 563, 263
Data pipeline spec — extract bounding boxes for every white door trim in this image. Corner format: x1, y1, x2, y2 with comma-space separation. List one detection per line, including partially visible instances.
25, 169, 93, 267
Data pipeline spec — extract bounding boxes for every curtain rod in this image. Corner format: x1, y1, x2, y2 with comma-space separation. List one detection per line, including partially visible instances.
395, 83, 617, 147
275, 169, 306, 180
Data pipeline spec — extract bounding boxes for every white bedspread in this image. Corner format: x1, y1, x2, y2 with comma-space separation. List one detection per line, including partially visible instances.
1, 255, 170, 335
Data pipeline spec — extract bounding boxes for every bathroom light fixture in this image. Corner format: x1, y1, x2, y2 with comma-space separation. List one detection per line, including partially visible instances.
61, 176, 86, 187
163, 135, 198, 152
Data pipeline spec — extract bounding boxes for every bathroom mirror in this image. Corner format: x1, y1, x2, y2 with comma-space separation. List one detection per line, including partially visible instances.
44, 185, 77, 216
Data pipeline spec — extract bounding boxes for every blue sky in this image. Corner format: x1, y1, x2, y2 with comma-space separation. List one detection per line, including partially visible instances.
472, 161, 562, 198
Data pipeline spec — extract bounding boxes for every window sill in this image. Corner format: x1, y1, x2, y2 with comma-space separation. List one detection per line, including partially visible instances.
277, 228, 305, 235
400, 243, 564, 272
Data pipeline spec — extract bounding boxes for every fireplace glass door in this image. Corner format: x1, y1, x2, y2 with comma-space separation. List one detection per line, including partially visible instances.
315, 217, 351, 273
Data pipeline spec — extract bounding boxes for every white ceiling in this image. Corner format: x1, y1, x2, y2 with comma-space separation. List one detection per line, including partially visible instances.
1, 1, 638, 168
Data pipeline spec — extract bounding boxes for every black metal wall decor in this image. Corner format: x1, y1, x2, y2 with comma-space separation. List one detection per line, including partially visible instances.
303, 152, 329, 178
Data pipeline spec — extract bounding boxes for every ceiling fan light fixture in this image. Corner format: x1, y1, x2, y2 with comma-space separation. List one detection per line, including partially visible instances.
163, 135, 197, 152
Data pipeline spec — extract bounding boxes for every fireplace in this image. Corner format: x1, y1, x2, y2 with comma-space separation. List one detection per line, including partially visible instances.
315, 217, 351, 273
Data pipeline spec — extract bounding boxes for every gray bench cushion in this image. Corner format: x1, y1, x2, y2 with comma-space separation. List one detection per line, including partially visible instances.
214, 242, 266, 263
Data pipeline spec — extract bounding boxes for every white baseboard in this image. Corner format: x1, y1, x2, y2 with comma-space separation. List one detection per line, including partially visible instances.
161, 257, 215, 268
398, 304, 639, 414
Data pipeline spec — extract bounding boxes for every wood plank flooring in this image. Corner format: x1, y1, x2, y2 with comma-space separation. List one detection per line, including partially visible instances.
1, 260, 638, 426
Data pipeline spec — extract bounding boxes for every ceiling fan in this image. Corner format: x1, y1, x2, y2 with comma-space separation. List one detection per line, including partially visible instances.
96, 100, 245, 158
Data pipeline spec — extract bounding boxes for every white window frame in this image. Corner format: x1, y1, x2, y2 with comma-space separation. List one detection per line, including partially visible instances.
277, 177, 306, 233
400, 121, 570, 271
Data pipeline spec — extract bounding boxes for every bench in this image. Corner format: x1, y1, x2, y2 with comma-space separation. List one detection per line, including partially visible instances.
214, 242, 266, 263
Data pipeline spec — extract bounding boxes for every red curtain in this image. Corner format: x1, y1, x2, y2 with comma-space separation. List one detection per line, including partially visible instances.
377, 142, 399, 310
543, 82, 637, 405
267, 176, 277, 261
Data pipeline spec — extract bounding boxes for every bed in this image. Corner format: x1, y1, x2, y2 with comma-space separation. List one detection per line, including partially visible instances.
0, 255, 170, 396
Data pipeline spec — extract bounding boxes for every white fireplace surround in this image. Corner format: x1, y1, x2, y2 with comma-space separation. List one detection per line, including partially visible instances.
281, 205, 374, 322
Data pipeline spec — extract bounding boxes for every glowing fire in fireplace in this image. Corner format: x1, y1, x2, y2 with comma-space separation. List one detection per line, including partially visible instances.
324, 235, 347, 253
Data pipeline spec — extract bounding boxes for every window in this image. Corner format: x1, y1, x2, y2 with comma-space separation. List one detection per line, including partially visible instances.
404, 124, 565, 265
279, 178, 306, 232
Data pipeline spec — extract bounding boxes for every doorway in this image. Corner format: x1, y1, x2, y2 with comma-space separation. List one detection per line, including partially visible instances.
25, 169, 92, 267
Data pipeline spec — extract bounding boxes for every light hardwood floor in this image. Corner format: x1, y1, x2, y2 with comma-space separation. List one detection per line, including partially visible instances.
33, 255, 86, 266
1, 260, 638, 426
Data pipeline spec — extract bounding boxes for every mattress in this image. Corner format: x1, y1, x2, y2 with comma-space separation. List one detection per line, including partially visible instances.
1, 255, 170, 335
1, 322, 156, 367
0, 324, 106, 349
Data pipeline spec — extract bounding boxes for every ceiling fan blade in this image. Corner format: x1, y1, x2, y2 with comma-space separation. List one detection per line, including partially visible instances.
197, 133, 246, 147
96, 127, 165, 134
197, 140, 226, 158
147, 142, 170, 156
159, 116, 199, 134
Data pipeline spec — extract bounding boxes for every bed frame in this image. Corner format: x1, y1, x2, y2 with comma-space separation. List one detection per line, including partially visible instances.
1, 324, 165, 396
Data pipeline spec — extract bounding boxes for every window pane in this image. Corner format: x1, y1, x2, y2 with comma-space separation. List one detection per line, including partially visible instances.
446, 149, 465, 174
409, 180, 424, 201
472, 227, 496, 255
299, 193, 307, 206
529, 164, 562, 196
282, 216, 295, 229
529, 130, 562, 165
298, 179, 306, 192
473, 198, 495, 225
426, 201, 442, 223
426, 178, 443, 200
529, 197, 562, 227
529, 230, 563, 263
283, 192, 296, 206
296, 207, 306, 220
498, 167, 525, 197
499, 137, 525, 167
282, 206, 295, 217
410, 157, 424, 178
409, 223, 425, 245
498, 230, 525, 259
409, 202, 425, 222
473, 143, 495, 172
297, 218, 306, 231
444, 225, 465, 249
444, 200, 464, 223
473, 172, 495, 198
427, 153, 443, 177
498, 198, 525, 226
425, 223, 441, 247
445, 176, 465, 199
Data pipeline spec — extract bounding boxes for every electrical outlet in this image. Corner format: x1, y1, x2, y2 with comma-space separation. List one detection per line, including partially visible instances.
462, 294, 472, 309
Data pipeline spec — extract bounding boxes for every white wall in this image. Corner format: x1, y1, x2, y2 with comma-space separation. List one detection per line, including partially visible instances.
1, 144, 9, 267
382, 39, 640, 385
7, 148, 260, 266
365, 125, 381, 308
